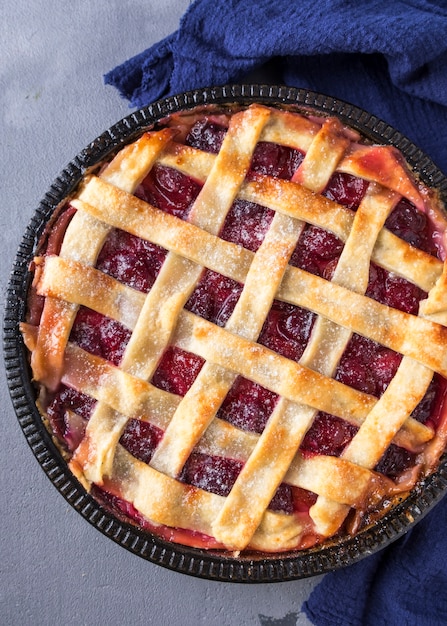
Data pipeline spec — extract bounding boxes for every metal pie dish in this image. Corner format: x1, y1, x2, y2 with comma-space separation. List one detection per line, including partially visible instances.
5, 84, 447, 582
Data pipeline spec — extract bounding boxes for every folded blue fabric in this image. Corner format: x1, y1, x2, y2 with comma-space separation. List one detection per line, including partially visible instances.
303, 495, 447, 625
105, 0, 447, 173
105, 1, 447, 624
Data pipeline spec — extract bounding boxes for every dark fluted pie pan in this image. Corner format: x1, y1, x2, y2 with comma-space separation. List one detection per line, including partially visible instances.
4, 84, 447, 582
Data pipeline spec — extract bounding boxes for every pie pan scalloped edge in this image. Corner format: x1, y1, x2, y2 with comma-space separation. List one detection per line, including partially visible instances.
4, 83, 447, 582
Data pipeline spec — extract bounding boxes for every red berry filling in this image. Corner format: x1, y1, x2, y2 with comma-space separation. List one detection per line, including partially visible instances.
385, 197, 437, 255
186, 119, 227, 154
335, 335, 402, 397
412, 374, 447, 430
302, 413, 358, 457
43, 204, 78, 256
375, 444, 416, 480
290, 225, 344, 279
181, 453, 243, 499
366, 263, 426, 315
47, 385, 95, 450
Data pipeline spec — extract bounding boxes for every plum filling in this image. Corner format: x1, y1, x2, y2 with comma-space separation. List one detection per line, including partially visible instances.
41, 117, 447, 544
151, 346, 205, 396
185, 269, 243, 327
135, 163, 202, 220
46, 385, 96, 451
385, 197, 437, 255
220, 200, 275, 252
323, 171, 369, 210
96, 229, 167, 294
216, 376, 279, 434
69, 307, 131, 366
258, 300, 315, 363
120, 419, 164, 465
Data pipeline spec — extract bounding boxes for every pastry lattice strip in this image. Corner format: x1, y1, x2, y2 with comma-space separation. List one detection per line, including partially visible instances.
35, 263, 432, 447
60, 342, 383, 508
72, 176, 447, 376
30, 128, 178, 390
28, 104, 447, 551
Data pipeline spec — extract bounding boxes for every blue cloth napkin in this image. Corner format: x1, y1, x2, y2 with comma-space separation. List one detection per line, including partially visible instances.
105, 1, 447, 624
304, 496, 447, 625
105, 0, 447, 174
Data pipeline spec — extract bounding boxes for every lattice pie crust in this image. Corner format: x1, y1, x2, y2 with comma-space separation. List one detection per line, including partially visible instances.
21, 104, 447, 553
